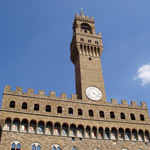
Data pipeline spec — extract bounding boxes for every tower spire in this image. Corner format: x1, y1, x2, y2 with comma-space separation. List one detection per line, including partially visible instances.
80, 8, 84, 16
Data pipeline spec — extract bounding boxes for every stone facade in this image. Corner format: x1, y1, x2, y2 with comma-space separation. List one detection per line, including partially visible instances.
0, 12, 150, 150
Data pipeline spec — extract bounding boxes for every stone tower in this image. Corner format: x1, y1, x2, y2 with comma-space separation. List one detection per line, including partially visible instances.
70, 11, 106, 102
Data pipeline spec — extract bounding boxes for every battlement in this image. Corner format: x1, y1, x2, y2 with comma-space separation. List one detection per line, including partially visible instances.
4, 85, 147, 109
75, 14, 94, 23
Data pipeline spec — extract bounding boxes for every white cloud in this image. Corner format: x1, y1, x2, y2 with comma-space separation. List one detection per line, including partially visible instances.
133, 64, 150, 86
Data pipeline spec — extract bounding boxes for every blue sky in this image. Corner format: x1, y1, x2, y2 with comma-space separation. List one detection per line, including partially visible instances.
0, 1, 150, 111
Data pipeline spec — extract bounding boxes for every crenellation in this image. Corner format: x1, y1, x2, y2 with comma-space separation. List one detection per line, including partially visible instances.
60, 93, 67, 99
49, 91, 56, 98
71, 94, 77, 100
27, 88, 34, 95
121, 100, 128, 105
38, 90, 45, 95
141, 102, 147, 109
4, 85, 11, 93
15, 87, 22, 95
111, 99, 117, 104
131, 101, 137, 106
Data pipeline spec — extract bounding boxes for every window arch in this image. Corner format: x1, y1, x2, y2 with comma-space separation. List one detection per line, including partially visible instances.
85, 126, 90, 138
46, 105, 51, 112
98, 127, 103, 139
20, 119, 28, 133
105, 128, 110, 139
78, 109, 82, 115
99, 111, 104, 118
54, 122, 60, 136
37, 121, 44, 134
72, 147, 77, 150
9, 101, 15, 108
68, 107, 73, 115
130, 113, 135, 120
3, 118, 11, 131
45, 121, 52, 135
31, 143, 41, 150
11, 141, 21, 150
52, 144, 62, 150
81, 23, 91, 33
120, 112, 125, 119
140, 114, 145, 121
12, 118, 20, 132
111, 128, 117, 140
34, 104, 39, 111
92, 127, 97, 138
139, 129, 144, 141
118, 128, 124, 140
57, 106, 62, 113
145, 130, 149, 141
22, 102, 27, 109
77, 125, 84, 137
132, 129, 137, 141
110, 112, 115, 118
89, 110, 94, 116
125, 128, 131, 140
62, 123, 68, 136
29, 120, 36, 133
70, 124, 76, 137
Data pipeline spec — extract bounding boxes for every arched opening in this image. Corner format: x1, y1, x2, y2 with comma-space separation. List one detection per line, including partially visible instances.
57, 106, 62, 113
20, 119, 28, 133
99, 111, 104, 118
52, 145, 62, 150
120, 112, 125, 119
37, 121, 44, 134
78, 109, 82, 116
11, 141, 21, 150
3, 118, 11, 131
29, 120, 36, 133
62, 123, 68, 136
92, 127, 97, 138
105, 128, 110, 139
12, 118, 20, 132
81, 23, 91, 33
140, 114, 145, 121
85, 126, 90, 138
72, 147, 77, 150
125, 128, 131, 140
110, 112, 115, 118
139, 129, 144, 141
68, 108, 73, 115
132, 129, 137, 141
98, 127, 103, 139
22, 102, 27, 109
111, 128, 117, 140
89, 110, 94, 117
70, 124, 76, 137
118, 128, 124, 140
45, 121, 52, 135
46, 105, 51, 112
54, 122, 60, 136
32, 143, 41, 150
145, 130, 149, 142
77, 125, 84, 137
130, 113, 135, 120
34, 104, 39, 111
9, 101, 15, 108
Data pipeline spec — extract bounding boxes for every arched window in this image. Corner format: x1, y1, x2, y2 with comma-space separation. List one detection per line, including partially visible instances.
77, 125, 84, 137
52, 144, 62, 150
92, 127, 97, 138
9, 101, 15, 108
68, 108, 73, 115
11, 141, 21, 150
140, 114, 145, 121
46, 105, 51, 112
81, 23, 91, 33
20, 119, 28, 133
105, 128, 110, 139
54, 122, 60, 136
98, 127, 103, 139
125, 128, 131, 140
72, 147, 77, 150
34, 104, 39, 111
12, 118, 20, 132
99, 111, 104, 118
22, 102, 27, 109
118, 128, 124, 140
130, 113, 135, 120
29, 120, 36, 133
70, 124, 76, 137
110, 112, 115, 118
3, 118, 11, 131
62, 123, 68, 136
120, 112, 125, 119
111, 128, 117, 140
132, 129, 137, 141
37, 121, 44, 134
45, 122, 52, 135
89, 110, 94, 116
57, 106, 62, 113
32, 143, 41, 150
78, 109, 82, 115
145, 130, 149, 142
85, 126, 90, 138
139, 129, 144, 141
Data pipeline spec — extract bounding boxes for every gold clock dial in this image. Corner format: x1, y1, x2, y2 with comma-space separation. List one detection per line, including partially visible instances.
86, 86, 102, 101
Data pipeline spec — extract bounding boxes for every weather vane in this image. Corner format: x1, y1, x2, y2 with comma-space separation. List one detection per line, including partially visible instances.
80, 8, 84, 16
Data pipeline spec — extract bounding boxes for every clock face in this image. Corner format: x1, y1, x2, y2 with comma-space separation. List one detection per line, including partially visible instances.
86, 86, 102, 101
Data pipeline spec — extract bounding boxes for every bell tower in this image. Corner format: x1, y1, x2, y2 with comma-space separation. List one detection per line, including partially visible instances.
70, 11, 106, 102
